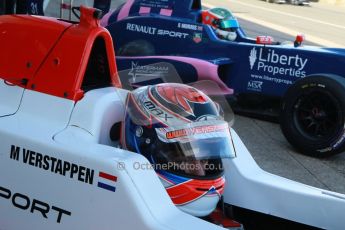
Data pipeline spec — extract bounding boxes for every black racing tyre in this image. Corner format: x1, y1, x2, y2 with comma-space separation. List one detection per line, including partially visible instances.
280, 75, 345, 157
118, 40, 155, 56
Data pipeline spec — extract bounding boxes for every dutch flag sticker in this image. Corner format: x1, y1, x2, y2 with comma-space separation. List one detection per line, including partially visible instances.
97, 172, 117, 192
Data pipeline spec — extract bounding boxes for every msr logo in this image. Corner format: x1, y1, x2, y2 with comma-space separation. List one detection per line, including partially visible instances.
247, 80, 263, 92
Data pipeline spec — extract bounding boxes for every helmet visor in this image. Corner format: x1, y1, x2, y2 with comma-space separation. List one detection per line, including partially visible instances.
219, 19, 239, 30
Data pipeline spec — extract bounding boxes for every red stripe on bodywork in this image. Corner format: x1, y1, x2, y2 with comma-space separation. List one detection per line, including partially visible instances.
99, 172, 117, 182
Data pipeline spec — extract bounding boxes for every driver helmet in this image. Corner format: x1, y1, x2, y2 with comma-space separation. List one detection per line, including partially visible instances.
202, 7, 239, 41
122, 83, 235, 217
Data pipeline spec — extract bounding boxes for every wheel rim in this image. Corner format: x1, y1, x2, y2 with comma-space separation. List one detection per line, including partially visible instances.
293, 90, 343, 141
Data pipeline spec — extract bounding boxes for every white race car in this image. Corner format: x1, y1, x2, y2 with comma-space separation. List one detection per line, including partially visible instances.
0, 5, 343, 230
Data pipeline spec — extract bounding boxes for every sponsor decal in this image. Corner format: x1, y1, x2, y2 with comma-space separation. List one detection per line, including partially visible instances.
129, 62, 169, 83
156, 120, 230, 143
165, 123, 228, 140
249, 47, 308, 78
177, 22, 203, 31
142, 100, 173, 122
0, 185, 71, 223
317, 147, 332, 153
193, 32, 203, 43
139, 0, 173, 9
126, 23, 156, 35
125, 93, 174, 127
9, 145, 118, 193
256, 36, 274, 45
249, 48, 256, 70
247, 80, 263, 92
97, 172, 117, 192
250, 74, 293, 85
330, 127, 345, 150
10, 145, 94, 185
126, 23, 189, 39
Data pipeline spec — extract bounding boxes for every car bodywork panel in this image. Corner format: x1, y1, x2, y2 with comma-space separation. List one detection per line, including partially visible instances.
0, 8, 121, 102
104, 0, 345, 97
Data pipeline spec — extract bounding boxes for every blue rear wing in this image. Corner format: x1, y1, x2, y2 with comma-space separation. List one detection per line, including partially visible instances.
126, 0, 202, 21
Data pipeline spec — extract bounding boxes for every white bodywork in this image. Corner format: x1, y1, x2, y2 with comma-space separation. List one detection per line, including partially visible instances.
0, 83, 345, 229
223, 133, 345, 230
0, 85, 224, 230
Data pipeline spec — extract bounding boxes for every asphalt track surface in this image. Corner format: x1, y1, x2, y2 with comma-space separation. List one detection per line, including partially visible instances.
45, 0, 345, 194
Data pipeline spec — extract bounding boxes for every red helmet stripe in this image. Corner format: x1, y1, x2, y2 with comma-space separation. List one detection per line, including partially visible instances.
166, 177, 225, 205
